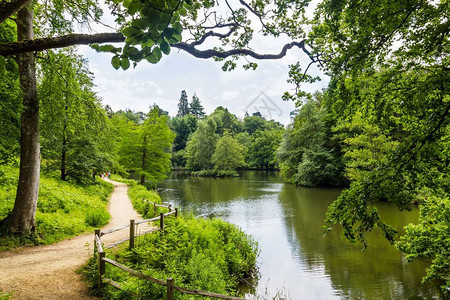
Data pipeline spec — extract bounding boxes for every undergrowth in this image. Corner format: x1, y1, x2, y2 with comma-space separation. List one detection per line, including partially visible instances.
0, 165, 113, 250
85, 214, 259, 299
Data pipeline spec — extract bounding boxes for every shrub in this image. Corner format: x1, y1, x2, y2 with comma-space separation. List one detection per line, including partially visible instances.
85, 214, 259, 299
85, 207, 110, 227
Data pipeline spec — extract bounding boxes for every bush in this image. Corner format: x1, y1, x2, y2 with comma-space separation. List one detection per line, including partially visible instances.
85, 214, 259, 299
85, 207, 110, 227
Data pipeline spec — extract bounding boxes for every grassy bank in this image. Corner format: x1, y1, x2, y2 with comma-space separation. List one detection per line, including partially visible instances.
86, 214, 258, 299
0, 165, 113, 250
87, 174, 259, 299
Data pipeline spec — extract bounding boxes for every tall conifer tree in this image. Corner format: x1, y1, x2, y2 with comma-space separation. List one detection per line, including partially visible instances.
177, 90, 189, 117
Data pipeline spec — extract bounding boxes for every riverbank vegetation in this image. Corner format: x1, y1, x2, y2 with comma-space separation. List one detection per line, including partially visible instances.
84, 181, 259, 299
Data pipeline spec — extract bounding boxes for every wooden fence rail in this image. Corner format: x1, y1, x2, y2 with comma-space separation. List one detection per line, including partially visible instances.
94, 199, 245, 300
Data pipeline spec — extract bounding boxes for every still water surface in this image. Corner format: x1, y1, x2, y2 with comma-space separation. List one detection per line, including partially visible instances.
158, 171, 440, 299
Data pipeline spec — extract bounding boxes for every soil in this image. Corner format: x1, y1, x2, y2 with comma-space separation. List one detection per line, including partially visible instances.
0, 179, 149, 299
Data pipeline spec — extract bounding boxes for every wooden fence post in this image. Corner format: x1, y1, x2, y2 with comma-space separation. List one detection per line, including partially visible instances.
160, 212, 164, 233
94, 229, 100, 254
129, 219, 135, 249
98, 251, 105, 289
175, 208, 178, 218
168, 204, 172, 212
166, 278, 174, 300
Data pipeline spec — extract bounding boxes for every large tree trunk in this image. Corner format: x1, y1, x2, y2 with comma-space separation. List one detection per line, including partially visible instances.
9, 6, 40, 234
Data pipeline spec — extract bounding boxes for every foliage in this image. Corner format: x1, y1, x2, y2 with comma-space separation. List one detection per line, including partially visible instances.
86, 214, 258, 299
189, 93, 205, 118
396, 196, 450, 295
114, 107, 175, 184
210, 107, 242, 135
177, 90, 189, 117
212, 131, 246, 173
170, 114, 198, 152
39, 50, 112, 182
0, 165, 113, 250
0, 20, 20, 164
247, 129, 283, 169
277, 97, 345, 187
127, 183, 163, 218
185, 118, 218, 171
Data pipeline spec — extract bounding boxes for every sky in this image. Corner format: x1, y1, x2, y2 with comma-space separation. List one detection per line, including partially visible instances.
78, 1, 329, 125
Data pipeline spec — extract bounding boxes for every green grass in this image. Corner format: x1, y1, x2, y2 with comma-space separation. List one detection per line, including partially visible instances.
0, 165, 114, 250
0, 290, 11, 300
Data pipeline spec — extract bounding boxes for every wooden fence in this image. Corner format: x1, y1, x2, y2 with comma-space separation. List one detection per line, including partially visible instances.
94, 200, 245, 300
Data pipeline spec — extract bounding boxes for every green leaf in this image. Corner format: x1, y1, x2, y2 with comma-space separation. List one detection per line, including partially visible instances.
127, 2, 141, 15
122, 26, 140, 37
0, 56, 6, 75
172, 22, 183, 34
160, 41, 170, 55
111, 56, 121, 69
178, 7, 187, 16
185, 0, 193, 6
146, 47, 162, 64
121, 57, 131, 70
131, 18, 148, 29
166, 32, 182, 43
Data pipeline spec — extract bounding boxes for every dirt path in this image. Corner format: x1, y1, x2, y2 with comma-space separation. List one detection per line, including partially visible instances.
0, 179, 149, 299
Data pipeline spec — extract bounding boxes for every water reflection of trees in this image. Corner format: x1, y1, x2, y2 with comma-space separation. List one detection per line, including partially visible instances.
277, 184, 440, 299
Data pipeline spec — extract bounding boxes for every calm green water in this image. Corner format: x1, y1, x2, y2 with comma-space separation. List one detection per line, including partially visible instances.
158, 171, 441, 299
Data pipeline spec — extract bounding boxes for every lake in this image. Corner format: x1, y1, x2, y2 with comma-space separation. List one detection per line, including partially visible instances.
158, 171, 441, 299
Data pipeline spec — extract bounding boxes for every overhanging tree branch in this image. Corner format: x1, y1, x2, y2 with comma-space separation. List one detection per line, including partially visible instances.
0, 0, 33, 24
0, 32, 315, 63
172, 40, 314, 60
0, 33, 125, 56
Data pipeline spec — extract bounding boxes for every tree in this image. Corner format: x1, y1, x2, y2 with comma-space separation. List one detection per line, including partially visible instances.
0, 20, 20, 164
171, 115, 198, 151
185, 119, 218, 171
247, 129, 283, 169
177, 90, 190, 117
39, 50, 111, 182
117, 107, 175, 184
189, 93, 205, 118
212, 131, 245, 174
0, 0, 322, 233
277, 97, 345, 186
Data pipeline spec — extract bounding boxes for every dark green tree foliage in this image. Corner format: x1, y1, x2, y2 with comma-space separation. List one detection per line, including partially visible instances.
185, 118, 218, 171
0, 20, 20, 163
171, 115, 198, 152
243, 115, 267, 135
277, 98, 345, 187
247, 129, 283, 169
210, 107, 242, 135
189, 93, 205, 118
39, 50, 110, 182
177, 90, 189, 117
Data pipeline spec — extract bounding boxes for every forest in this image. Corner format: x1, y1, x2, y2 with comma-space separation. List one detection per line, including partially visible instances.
0, 0, 448, 298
